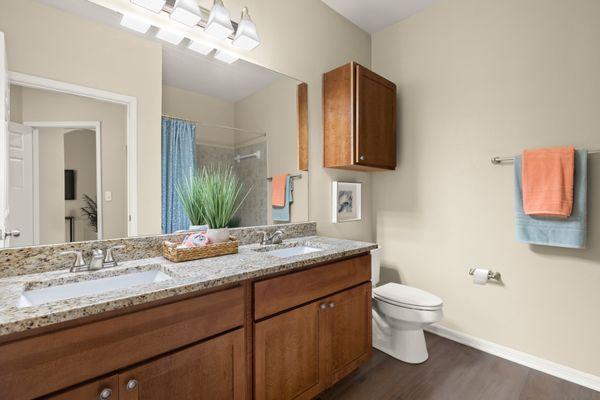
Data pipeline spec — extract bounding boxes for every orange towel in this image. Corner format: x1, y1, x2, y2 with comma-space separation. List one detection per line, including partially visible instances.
522, 146, 575, 218
271, 173, 288, 208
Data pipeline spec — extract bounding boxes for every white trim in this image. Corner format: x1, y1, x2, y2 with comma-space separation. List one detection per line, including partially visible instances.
25, 121, 103, 240
32, 128, 39, 245
425, 324, 600, 392
8, 71, 138, 236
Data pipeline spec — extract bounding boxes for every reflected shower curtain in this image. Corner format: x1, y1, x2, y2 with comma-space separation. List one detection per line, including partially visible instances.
161, 117, 197, 233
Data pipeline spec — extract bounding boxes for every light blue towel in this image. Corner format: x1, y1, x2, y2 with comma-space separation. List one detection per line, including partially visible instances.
272, 175, 294, 222
514, 150, 587, 249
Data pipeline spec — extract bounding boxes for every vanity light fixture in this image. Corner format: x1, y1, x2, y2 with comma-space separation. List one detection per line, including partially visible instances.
170, 0, 202, 27
120, 14, 152, 34
188, 40, 214, 55
205, 0, 234, 39
130, 0, 166, 13
214, 49, 239, 64
156, 27, 185, 45
232, 7, 260, 51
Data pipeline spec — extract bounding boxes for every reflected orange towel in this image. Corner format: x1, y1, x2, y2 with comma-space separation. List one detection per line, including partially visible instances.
271, 173, 288, 207
522, 146, 575, 218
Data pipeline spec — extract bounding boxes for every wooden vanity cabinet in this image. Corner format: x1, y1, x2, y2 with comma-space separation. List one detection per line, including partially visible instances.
323, 62, 397, 171
253, 255, 372, 400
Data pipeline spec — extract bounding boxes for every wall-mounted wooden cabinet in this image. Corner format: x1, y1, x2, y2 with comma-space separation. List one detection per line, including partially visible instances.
323, 62, 397, 171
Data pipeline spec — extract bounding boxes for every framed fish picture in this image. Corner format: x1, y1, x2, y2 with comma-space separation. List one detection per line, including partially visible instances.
332, 181, 362, 223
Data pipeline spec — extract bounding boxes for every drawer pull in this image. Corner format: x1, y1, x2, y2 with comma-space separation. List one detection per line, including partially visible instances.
99, 388, 112, 399
319, 303, 327, 310
329, 302, 335, 308
126, 379, 139, 391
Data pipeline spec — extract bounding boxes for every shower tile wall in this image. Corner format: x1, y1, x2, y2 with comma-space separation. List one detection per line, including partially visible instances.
233, 141, 267, 227
196, 141, 267, 227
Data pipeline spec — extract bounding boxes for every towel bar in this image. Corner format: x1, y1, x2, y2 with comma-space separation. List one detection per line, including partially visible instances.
266, 174, 303, 181
491, 149, 600, 165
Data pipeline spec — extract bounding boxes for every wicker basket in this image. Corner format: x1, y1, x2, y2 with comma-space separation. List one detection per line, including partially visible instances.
162, 237, 238, 262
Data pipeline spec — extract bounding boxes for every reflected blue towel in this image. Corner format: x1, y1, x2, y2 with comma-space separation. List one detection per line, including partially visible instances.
514, 150, 587, 249
272, 175, 293, 222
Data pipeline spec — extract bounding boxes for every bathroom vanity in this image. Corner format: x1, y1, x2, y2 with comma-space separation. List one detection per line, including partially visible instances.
0, 231, 375, 400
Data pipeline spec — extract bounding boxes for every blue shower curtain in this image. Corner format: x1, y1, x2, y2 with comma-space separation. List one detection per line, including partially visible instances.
161, 117, 197, 233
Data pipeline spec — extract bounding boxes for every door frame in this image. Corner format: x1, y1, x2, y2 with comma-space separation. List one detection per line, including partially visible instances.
23, 121, 103, 243
7, 72, 139, 236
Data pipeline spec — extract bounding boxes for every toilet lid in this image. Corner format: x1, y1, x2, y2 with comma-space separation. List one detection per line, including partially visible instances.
373, 283, 443, 310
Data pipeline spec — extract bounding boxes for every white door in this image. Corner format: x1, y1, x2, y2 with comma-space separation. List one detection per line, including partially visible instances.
0, 31, 10, 248
7, 122, 34, 247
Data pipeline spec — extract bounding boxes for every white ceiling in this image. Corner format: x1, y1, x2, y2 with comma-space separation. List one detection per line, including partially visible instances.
321, 0, 440, 33
35, 0, 288, 102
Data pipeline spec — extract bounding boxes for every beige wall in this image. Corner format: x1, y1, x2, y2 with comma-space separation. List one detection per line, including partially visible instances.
64, 130, 98, 242
162, 84, 236, 147
0, 0, 162, 236
17, 86, 128, 240
372, 0, 600, 375
37, 128, 65, 244
235, 78, 308, 223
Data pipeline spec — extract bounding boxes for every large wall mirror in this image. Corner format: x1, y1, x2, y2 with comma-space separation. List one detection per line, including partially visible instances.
1, 0, 308, 248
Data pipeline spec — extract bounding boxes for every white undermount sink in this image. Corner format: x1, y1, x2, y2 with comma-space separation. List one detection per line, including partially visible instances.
18, 269, 171, 308
265, 246, 322, 258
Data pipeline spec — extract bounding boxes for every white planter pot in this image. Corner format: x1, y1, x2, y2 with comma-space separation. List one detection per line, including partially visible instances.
189, 224, 208, 231
206, 228, 230, 244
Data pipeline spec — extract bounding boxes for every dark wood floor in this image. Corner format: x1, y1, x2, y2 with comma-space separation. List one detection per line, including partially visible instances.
319, 332, 600, 400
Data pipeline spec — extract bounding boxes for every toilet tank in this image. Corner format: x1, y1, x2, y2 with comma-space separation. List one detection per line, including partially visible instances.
370, 248, 381, 286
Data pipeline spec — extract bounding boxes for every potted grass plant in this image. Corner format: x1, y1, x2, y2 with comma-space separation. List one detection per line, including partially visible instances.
199, 164, 252, 243
176, 174, 208, 231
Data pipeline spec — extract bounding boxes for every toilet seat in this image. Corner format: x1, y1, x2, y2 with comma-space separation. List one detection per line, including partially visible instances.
373, 283, 443, 311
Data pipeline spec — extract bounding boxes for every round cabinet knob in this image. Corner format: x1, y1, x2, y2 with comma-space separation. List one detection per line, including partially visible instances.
126, 379, 139, 391
319, 303, 327, 310
329, 302, 335, 308
99, 388, 112, 400
359, 155, 365, 161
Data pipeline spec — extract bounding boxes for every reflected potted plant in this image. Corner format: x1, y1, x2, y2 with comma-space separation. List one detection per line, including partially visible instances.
177, 174, 208, 231
200, 164, 252, 243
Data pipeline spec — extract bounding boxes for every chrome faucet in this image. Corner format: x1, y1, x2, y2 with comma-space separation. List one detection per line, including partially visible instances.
61, 245, 125, 272
258, 230, 284, 245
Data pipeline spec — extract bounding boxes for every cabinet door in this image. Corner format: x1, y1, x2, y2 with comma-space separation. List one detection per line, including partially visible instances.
45, 375, 118, 400
254, 302, 322, 400
320, 283, 372, 385
119, 328, 246, 400
355, 64, 397, 169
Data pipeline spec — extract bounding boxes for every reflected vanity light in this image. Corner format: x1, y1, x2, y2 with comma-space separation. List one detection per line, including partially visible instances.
120, 14, 152, 34
130, 0, 166, 13
232, 7, 260, 51
156, 28, 185, 45
170, 0, 202, 27
214, 49, 239, 64
188, 40, 214, 55
205, 0, 234, 39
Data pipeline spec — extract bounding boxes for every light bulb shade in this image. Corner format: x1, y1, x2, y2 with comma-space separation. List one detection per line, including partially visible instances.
232, 7, 260, 51
156, 28, 184, 45
120, 14, 151, 34
188, 40, 213, 55
130, 0, 166, 13
171, 0, 202, 27
205, 0, 234, 39
214, 49, 239, 64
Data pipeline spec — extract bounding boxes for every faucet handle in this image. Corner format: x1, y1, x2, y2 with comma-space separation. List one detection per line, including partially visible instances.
256, 231, 268, 244
60, 250, 87, 272
104, 245, 125, 267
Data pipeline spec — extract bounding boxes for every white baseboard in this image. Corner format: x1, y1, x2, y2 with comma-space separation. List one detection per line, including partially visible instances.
425, 324, 600, 392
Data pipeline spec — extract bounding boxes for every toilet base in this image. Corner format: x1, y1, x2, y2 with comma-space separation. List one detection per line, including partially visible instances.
373, 323, 429, 364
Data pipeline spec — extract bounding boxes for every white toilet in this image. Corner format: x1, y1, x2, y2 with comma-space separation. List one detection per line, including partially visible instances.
370, 248, 443, 364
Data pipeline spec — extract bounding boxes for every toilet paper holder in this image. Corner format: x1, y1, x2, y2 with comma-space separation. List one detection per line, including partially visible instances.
468, 268, 501, 281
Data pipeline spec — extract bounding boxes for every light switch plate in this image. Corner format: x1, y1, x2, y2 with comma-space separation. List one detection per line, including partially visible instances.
105, 191, 112, 202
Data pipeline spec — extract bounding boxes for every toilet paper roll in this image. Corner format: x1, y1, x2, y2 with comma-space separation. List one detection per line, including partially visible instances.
473, 268, 489, 285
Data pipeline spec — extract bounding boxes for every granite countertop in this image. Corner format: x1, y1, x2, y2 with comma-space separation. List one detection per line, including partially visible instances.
0, 236, 377, 337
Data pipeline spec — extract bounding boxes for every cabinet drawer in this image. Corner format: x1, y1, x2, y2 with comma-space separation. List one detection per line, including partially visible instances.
0, 286, 244, 400
254, 254, 370, 320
